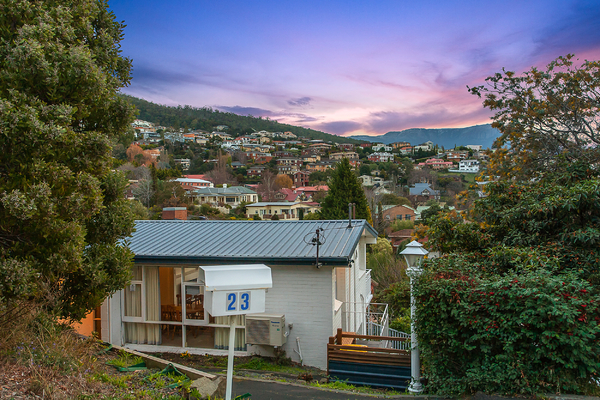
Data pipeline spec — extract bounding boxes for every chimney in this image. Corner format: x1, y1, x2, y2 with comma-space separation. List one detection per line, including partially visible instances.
162, 207, 188, 220
223, 183, 228, 189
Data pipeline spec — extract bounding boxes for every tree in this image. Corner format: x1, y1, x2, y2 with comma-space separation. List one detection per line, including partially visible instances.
205, 154, 233, 185
319, 159, 372, 224
274, 174, 293, 189
414, 162, 600, 395
380, 193, 410, 206
257, 170, 278, 201
469, 54, 600, 180
0, 0, 136, 321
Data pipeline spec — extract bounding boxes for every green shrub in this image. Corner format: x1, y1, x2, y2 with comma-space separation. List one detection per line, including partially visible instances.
415, 259, 600, 397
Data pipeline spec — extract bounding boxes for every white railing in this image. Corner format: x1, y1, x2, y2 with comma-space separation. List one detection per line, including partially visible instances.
343, 302, 388, 337
366, 322, 410, 350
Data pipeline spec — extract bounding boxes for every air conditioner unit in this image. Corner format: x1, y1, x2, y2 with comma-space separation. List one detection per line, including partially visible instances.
245, 314, 287, 346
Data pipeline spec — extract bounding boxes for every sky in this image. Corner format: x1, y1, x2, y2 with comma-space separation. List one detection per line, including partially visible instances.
109, 0, 600, 137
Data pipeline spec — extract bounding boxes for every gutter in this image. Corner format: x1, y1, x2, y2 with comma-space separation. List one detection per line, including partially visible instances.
133, 255, 352, 267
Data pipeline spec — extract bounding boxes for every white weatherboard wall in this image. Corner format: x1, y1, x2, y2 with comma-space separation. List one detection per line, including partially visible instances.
248, 264, 333, 370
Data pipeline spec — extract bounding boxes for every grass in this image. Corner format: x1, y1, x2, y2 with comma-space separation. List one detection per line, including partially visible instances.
106, 350, 144, 368
235, 356, 306, 375
310, 379, 406, 396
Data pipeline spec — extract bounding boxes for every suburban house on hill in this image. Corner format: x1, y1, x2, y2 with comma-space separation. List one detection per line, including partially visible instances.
98, 219, 378, 369
193, 185, 258, 209
245, 201, 320, 220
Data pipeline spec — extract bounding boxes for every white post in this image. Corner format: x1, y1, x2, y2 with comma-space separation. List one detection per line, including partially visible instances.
407, 265, 423, 393
225, 317, 236, 400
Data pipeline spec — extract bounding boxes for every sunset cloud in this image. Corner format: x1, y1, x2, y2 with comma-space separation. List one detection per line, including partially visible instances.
112, 0, 600, 136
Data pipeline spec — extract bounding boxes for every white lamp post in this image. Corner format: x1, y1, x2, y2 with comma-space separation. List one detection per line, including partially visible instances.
400, 240, 429, 393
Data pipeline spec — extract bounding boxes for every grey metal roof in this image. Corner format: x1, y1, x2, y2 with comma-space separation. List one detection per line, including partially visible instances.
246, 202, 300, 207
129, 220, 377, 267
194, 187, 257, 195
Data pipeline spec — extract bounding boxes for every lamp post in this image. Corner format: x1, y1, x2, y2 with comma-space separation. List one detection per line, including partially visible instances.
400, 240, 429, 393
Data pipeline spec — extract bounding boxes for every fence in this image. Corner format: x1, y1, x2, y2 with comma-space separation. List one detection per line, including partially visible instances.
327, 328, 411, 390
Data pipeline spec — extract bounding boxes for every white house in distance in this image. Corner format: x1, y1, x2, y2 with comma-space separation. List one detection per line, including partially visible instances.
99, 219, 378, 370
449, 159, 480, 173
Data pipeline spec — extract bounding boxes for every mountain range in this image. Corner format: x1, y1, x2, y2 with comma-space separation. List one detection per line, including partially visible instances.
348, 124, 500, 149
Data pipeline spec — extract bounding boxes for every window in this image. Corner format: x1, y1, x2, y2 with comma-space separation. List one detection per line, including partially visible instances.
405, 214, 411, 220
225, 197, 236, 203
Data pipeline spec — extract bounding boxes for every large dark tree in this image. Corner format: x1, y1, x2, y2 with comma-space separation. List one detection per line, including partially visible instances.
319, 158, 372, 224
0, 0, 136, 321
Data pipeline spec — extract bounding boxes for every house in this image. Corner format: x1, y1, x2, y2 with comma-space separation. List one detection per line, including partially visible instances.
194, 185, 258, 209
359, 175, 384, 187
276, 158, 302, 175
338, 143, 355, 151
390, 141, 411, 149
245, 202, 320, 220
382, 204, 417, 222
174, 178, 214, 190
329, 152, 358, 161
417, 158, 454, 170
408, 183, 440, 199
293, 170, 310, 187
372, 144, 392, 152
445, 150, 469, 161
99, 219, 378, 370
459, 159, 479, 173
368, 152, 394, 162
173, 159, 191, 170
247, 166, 265, 177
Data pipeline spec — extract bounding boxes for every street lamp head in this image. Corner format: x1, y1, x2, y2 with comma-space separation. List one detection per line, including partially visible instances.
400, 240, 429, 268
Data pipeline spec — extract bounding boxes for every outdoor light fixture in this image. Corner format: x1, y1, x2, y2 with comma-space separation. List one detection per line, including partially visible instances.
399, 240, 429, 394
400, 240, 429, 269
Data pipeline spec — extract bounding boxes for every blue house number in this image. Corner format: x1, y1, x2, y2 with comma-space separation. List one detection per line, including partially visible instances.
226, 292, 251, 312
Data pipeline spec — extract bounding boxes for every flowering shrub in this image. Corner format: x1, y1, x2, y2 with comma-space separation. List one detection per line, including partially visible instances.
415, 256, 600, 396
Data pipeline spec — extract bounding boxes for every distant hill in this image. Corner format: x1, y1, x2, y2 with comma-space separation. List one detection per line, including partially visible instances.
349, 124, 500, 149
122, 95, 364, 145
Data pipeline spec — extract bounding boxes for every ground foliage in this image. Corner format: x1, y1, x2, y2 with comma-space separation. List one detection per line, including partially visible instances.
416, 161, 600, 396
0, 0, 136, 321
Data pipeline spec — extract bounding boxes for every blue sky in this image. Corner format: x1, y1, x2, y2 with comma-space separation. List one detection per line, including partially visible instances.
109, 0, 600, 136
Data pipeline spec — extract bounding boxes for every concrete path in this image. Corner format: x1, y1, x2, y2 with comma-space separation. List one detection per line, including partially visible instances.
231, 376, 420, 399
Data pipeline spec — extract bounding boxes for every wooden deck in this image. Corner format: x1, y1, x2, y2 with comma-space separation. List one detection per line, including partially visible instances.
327, 328, 411, 390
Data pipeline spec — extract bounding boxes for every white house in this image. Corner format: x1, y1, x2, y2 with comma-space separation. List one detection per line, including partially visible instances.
99, 220, 378, 370
449, 159, 480, 173
372, 143, 392, 152
459, 159, 480, 173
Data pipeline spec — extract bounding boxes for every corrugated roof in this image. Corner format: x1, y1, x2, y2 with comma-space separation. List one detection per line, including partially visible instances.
129, 220, 377, 266
194, 187, 256, 195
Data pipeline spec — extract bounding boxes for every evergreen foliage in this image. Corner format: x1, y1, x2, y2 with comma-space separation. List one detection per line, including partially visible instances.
319, 159, 372, 224
0, 0, 136, 320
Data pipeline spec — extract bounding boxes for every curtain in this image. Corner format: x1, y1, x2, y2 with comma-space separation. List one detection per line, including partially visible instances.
124, 266, 162, 345
145, 266, 161, 345
214, 315, 246, 351
124, 267, 142, 342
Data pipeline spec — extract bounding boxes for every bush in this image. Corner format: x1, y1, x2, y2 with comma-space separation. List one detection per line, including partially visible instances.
271, 214, 279, 221
415, 259, 600, 397
390, 219, 414, 231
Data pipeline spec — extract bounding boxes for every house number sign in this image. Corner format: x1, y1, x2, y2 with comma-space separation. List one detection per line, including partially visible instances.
226, 291, 251, 312
204, 289, 266, 316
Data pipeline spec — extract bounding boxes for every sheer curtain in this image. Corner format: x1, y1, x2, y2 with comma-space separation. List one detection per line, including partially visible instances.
125, 266, 162, 345
214, 315, 246, 351
144, 266, 161, 344
124, 267, 142, 343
